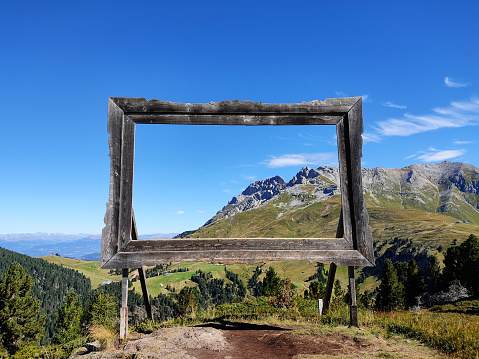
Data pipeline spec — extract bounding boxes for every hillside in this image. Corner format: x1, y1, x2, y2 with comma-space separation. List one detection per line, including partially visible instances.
0, 248, 92, 342
184, 162, 479, 252
41, 255, 122, 288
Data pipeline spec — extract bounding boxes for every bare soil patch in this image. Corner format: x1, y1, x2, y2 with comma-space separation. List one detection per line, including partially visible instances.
71, 321, 442, 359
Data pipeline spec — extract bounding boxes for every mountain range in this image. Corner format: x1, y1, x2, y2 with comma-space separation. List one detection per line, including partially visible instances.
185, 162, 479, 254
0, 232, 178, 260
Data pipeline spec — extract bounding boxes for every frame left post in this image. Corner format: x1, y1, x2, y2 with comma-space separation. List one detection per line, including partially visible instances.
120, 268, 129, 340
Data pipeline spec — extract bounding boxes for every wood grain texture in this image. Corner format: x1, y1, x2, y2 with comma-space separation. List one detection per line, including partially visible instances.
120, 269, 129, 339
128, 113, 341, 125
119, 307, 128, 340
118, 118, 135, 251
348, 266, 358, 327
101, 99, 124, 266
323, 262, 337, 314
124, 238, 352, 252
336, 117, 353, 248
345, 101, 374, 265
102, 249, 372, 269
111, 97, 361, 116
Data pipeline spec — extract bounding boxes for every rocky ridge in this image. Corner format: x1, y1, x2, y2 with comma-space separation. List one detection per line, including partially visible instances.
204, 161, 479, 227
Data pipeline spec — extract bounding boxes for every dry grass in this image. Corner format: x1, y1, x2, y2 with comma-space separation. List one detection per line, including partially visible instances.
86, 325, 117, 350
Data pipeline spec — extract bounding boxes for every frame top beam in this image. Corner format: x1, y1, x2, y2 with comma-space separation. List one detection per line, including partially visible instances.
109, 97, 361, 126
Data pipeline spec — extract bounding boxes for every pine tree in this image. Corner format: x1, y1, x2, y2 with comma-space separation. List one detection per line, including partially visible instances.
0, 262, 44, 354
458, 234, 479, 296
247, 266, 264, 297
376, 259, 404, 311
393, 261, 408, 285
405, 259, 424, 308
177, 286, 199, 316
425, 255, 442, 294
262, 267, 282, 296
54, 292, 83, 344
85, 292, 116, 328
332, 279, 346, 307
443, 234, 479, 296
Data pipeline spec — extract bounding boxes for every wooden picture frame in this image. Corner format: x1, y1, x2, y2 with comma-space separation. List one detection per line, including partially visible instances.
101, 97, 375, 269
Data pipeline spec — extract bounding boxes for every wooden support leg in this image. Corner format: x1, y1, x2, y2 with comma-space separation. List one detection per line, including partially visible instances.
348, 266, 358, 327
120, 268, 129, 341
130, 211, 153, 321
138, 266, 153, 321
323, 262, 337, 314
323, 209, 342, 315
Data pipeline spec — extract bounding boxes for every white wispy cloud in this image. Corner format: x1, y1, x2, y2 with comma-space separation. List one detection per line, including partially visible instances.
241, 174, 257, 181
374, 97, 479, 137
334, 92, 371, 103
445, 77, 468, 88
362, 94, 373, 103
196, 210, 206, 214
382, 101, 407, 109
362, 132, 381, 143
175, 210, 184, 215
415, 148, 467, 162
263, 153, 337, 168
453, 140, 473, 145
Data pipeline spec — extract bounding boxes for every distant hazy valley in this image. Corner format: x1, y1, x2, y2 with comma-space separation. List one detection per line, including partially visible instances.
0, 232, 178, 260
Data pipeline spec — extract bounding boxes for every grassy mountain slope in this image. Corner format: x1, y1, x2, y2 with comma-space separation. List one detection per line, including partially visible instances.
41, 255, 122, 288
189, 194, 479, 252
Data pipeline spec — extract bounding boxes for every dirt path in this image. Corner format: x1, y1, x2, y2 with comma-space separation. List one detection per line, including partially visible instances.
71, 321, 442, 359
187, 322, 441, 359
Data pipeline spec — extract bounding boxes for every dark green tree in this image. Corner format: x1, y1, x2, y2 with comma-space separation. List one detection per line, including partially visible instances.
177, 286, 199, 316
425, 255, 442, 294
151, 293, 178, 322
376, 259, 404, 311
306, 281, 326, 300
0, 262, 44, 354
443, 234, 479, 296
393, 261, 408, 285
0, 247, 91, 343
359, 290, 374, 309
262, 267, 282, 296
54, 292, 83, 344
332, 279, 346, 307
247, 266, 264, 297
405, 259, 424, 308
85, 292, 116, 328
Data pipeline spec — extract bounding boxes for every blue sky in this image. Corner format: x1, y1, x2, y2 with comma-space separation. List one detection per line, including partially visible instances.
1, 1, 478, 235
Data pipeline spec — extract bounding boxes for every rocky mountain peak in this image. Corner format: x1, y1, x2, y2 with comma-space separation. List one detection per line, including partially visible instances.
202, 162, 479, 228
287, 166, 339, 187
240, 175, 286, 197
203, 176, 287, 226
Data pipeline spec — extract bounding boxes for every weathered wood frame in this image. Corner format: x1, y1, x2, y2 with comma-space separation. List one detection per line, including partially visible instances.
101, 96, 374, 269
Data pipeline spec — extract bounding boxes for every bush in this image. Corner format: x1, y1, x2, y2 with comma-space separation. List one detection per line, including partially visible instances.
269, 279, 297, 311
